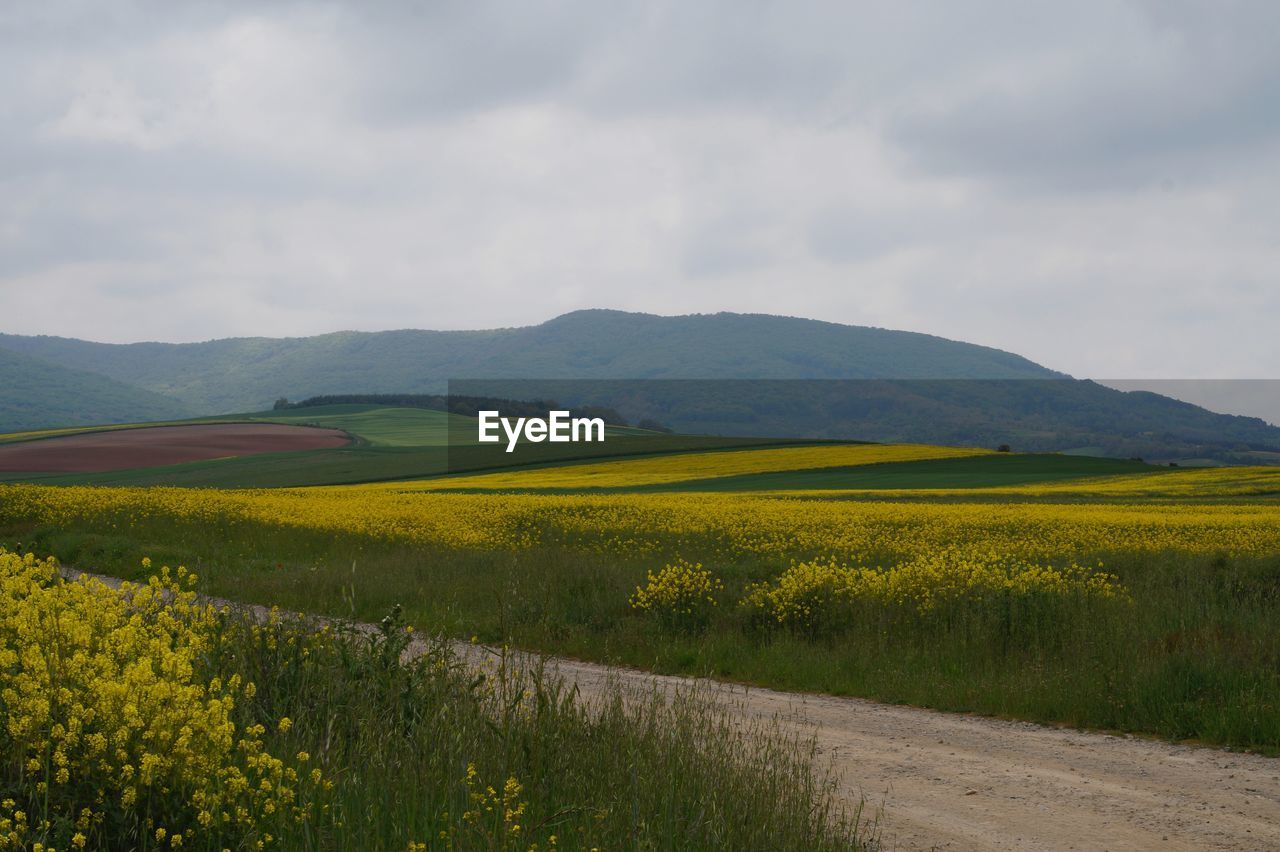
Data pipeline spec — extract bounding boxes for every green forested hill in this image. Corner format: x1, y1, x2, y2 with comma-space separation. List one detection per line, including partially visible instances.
0, 310, 1055, 413
1, 310, 1276, 463
473, 378, 1279, 462
0, 347, 192, 432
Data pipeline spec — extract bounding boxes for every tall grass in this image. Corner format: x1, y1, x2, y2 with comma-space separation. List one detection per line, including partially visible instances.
6, 508, 1280, 755
224, 605, 868, 850
1, 554, 869, 850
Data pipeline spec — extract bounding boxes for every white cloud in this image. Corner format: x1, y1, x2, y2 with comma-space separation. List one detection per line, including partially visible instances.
0, 0, 1277, 379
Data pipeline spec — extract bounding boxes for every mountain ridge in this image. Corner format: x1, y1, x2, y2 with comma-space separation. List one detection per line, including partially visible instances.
1, 309, 1275, 462
0, 310, 1059, 414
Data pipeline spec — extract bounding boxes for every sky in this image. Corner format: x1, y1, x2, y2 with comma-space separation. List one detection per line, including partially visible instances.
1, 0, 1278, 381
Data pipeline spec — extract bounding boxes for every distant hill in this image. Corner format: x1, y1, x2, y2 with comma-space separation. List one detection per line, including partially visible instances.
454, 378, 1280, 463
1, 309, 1277, 462
0, 310, 1055, 413
0, 347, 192, 433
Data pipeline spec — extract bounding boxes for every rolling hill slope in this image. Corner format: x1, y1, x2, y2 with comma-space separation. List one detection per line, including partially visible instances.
0, 347, 192, 432
464, 377, 1278, 461
0, 310, 1056, 413
1, 310, 1277, 462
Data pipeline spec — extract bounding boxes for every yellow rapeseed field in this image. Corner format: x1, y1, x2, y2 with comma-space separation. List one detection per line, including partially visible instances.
741, 549, 1128, 632
965, 465, 1280, 498
389, 443, 988, 489
3, 483, 1279, 565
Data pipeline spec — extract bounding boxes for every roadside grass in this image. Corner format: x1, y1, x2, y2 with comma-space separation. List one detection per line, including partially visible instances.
241, 611, 868, 851
0, 550, 867, 851
8, 510, 1279, 755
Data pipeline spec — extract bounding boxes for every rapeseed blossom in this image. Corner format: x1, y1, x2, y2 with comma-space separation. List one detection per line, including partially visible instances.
630, 559, 724, 630
0, 549, 321, 849
742, 548, 1127, 633
3, 483, 1279, 565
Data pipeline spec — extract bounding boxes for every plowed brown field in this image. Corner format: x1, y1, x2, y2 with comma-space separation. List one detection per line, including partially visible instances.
0, 424, 350, 473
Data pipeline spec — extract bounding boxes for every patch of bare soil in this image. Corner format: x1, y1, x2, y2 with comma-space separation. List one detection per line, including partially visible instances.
0, 423, 350, 472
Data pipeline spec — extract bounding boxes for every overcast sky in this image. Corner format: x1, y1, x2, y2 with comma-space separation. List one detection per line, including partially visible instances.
1, 1, 1277, 379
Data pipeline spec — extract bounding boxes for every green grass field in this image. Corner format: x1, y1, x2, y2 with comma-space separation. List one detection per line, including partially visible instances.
239, 404, 470, 446
0, 404, 1187, 493
7, 446, 1163, 491
0, 405, 844, 488
0, 404, 466, 448
0, 417, 231, 445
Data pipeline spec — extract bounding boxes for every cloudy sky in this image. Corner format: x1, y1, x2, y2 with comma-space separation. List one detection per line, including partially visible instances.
1, 0, 1277, 379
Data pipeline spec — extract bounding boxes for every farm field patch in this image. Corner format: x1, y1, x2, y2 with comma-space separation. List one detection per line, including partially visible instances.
0, 423, 351, 473
238, 404, 468, 446
408, 442, 990, 490
533, 452, 1161, 492
0, 405, 835, 487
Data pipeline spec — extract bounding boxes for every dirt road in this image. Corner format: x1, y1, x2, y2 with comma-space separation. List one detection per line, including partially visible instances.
531, 653, 1280, 851
68, 569, 1280, 850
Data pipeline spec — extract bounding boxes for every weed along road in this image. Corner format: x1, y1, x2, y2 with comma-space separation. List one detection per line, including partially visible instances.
524, 653, 1280, 852
63, 567, 1280, 851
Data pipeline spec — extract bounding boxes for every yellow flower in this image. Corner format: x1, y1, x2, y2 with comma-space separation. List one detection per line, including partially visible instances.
0, 547, 321, 849
630, 559, 723, 629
